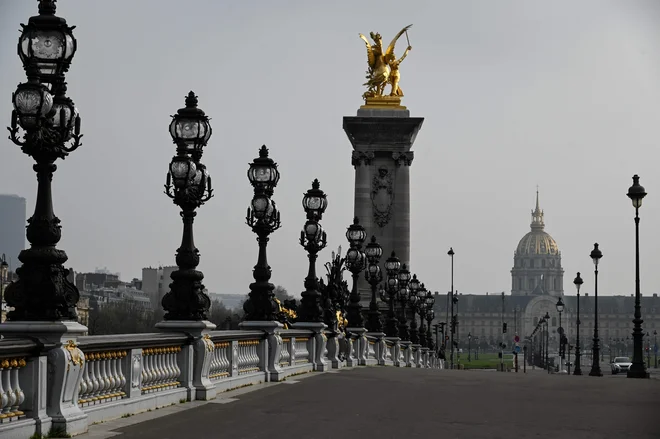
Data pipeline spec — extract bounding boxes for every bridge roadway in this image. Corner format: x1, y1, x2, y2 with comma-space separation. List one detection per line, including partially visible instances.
80, 366, 659, 439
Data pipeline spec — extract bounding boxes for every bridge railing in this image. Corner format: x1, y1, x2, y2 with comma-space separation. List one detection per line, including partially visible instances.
0, 326, 440, 439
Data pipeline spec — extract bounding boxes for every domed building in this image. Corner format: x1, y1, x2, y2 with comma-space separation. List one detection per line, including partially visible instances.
511, 192, 564, 296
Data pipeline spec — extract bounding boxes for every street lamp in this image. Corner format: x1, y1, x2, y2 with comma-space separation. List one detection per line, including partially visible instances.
345, 217, 367, 328
298, 179, 328, 322
574, 272, 583, 375
544, 312, 550, 373
627, 175, 648, 379
589, 243, 603, 377
4, 0, 83, 322
364, 236, 383, 333
654, 330, 657, 369
448, 247, 455, 368
408, 274, 421, 344
162, 92, 213, 320
425, 291, 435, 348
396, 264, 411, 340
417, 285, 429, 348
381, 252, 401, 337
556, 296, 566, 373
468, 332, 472, 361
243, 145, 281, 321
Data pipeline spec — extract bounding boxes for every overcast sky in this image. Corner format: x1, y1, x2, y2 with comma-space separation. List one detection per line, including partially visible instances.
2, 0, 660, 299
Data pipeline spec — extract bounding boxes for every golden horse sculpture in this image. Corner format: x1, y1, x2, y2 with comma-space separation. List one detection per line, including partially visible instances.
359, 24, 413, 105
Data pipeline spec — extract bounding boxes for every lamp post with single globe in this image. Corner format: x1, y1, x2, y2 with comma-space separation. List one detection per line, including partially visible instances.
425, 293, 435, 349
381, 252, 401, 337
556, 296, 566, 373
3, 0, 86, 323
468, 332, 472, 361
364, 236, 384, 333
589, 243, 603, 377
345, 217, 367, 328
161, 92, 214, 321
627, 175, 648, 379
573, 272, 583, 375
654, 330, 658, 369
397, 264, 411, 340
544, 312, 550, 372
448, 247, 455, 368
408, 274, 421, 344
243, 146, 281, 321
298, 180, 328, 323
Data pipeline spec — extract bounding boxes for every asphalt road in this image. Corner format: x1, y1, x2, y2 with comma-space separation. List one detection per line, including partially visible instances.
85, 366, 660, 439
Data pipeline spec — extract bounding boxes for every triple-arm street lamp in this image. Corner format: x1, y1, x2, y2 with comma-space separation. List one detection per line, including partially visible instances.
396, 264, 412, 340
381, 252, 401, 338
243, 146, 281, 321
345, 217, 367, 329
627, 175, 648, 379
298, 180, 328, 323
589, 243, 603, 377
573, 272, 583, 375
162, 92, 214, 321
4, 0, 84, 321
364, 236, 383, 333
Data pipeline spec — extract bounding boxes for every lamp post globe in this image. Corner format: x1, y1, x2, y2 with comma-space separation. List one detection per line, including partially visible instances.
627, 175, 648, 379
243, 146, 281, 322
588, 243, 603, 377
408, 276, 420, 344
298, 180, 328, 323
396, 263, 411, 340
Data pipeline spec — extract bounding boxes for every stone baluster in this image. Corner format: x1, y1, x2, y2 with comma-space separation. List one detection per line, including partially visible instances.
141, 349, 152, 391
162, 348, 172, 385
10, 359, 25, 416
2, 359, 16, 417
79, 360, 90, 404
118, 351, 127, 395
173, 347, 182, 384
280, 339, 291, 366
0, 357, 27, 419
153, 348, 163, 387
0, 363, 6, 419
99, 353, 111, 398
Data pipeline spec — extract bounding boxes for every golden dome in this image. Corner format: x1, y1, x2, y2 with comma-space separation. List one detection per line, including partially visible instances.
516, 231, 559, 256
515, 190, 559, 256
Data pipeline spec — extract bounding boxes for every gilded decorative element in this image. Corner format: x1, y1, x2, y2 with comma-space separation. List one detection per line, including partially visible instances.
202, 334, 215, 352
392, 151, 414, 167
64, 339, 84, 367
351, 151, 375, 167
371, 167, 394, 228
359, 25, 413, 108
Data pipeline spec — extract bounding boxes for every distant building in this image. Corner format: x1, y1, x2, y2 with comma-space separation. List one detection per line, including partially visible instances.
0, 194, 26, 269
433, 192, 660, 355
141, 266, 177, 308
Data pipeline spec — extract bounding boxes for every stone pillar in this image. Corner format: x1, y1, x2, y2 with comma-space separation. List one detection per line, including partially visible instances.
343, 108, 424, 308
156, 320, 217, 401
239, 321, 284, 382
292, 322, 328, 372
400, 340, 413, 367
0, 321, 88, 436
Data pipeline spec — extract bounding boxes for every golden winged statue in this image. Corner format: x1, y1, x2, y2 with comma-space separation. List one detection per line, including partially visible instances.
359, 25, 413, 104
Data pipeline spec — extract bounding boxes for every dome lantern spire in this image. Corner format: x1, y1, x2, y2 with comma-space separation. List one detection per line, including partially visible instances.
531, 187, 544, 231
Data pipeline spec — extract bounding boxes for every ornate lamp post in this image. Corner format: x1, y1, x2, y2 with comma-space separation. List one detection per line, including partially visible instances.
396, 264, 411, 340
556, 296, 566, 373
426, 306, 435, 349
468, 332, 472, 362
627, 175, 648, 379
298, 180, 328, 322
408, 274, 421, 344
161, 92, 213, 321
448, 247, 455, 367
364, 236, 383, 333
654, 330, 658, 369
573, 272, 583, 375
0, 254, 7, 312
589, 243, 603, 377
544, 312, 550, 372
417, 285, 429, 348
243, 145, 281, 321
381, 252, 401, 337
345, 217, 367, 328
4, 0, 84, 323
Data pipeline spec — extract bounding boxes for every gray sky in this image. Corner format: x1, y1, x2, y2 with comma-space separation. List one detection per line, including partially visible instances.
2, 0, 660, 298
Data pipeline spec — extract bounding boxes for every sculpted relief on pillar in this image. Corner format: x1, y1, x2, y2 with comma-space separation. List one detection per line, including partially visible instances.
371, 166, 394, 227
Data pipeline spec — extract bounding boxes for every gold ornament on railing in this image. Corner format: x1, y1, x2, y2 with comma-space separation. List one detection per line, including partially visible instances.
64, 340, 84, 367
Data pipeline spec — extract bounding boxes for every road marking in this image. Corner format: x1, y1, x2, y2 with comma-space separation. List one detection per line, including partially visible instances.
210, 398, 239, 404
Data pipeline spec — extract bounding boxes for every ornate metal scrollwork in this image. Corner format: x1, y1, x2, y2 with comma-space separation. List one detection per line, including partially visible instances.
371, 166, 394, 228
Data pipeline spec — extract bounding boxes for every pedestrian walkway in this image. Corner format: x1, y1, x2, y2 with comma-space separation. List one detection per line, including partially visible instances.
78, 365, 660, 439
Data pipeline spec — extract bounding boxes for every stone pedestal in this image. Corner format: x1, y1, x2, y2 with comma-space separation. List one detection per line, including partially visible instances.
0, 321, 88, 437
240, 320, 284, 382
156, 320, 216, 400
292, 322, 328, 371
326, 333, 342, 369
343, 107, 424, 306
367, 332, 387, 365
421, 347, 429, 368
384, 337, 401, 366
347, 327, 368, 366
411, 344, 422, 367
399, 341, 413, 367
